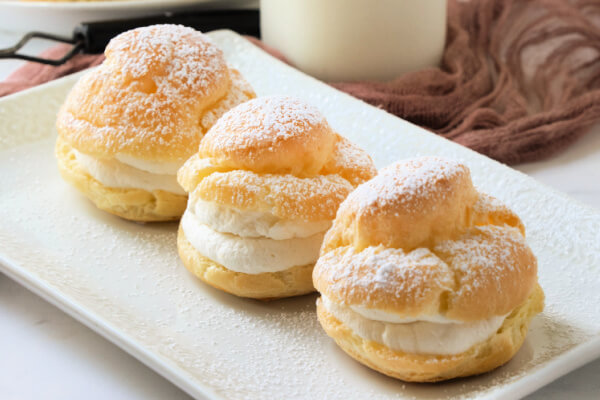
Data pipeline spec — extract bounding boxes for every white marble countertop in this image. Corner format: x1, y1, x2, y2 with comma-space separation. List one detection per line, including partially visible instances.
1, 31, 599, 400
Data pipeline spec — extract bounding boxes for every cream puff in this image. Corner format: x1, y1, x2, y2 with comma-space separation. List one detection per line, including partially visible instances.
55, 24, 255, 222
177, 96, 377, 299
313, 156, 544, 382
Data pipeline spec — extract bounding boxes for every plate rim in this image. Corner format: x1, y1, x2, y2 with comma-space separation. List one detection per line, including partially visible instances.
2, 245, 600, 400
0, 251, 215, 400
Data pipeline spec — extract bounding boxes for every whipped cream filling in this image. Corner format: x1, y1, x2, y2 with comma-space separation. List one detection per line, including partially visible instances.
321, 296, 506, 355
181, 209, 324, 274
74, 150, 185, 195
115, 153, 181, 175
191, 198, 331, 240
350, 304, 461, 324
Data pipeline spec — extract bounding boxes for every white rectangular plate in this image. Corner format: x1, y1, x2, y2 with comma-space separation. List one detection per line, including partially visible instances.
1, 30, 599, 400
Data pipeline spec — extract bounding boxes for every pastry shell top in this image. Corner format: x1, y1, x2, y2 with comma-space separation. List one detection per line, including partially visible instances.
313, 157, 539, 322
177, 96, 377, 221
56, 24, 255, 163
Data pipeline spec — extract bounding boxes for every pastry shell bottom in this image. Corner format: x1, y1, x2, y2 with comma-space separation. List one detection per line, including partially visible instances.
316, 283, 545, 382
177, 226, 315, 300
55, 136, 187, 222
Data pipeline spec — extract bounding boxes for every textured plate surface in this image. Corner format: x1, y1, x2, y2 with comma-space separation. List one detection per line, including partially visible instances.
0, 30, 599, 400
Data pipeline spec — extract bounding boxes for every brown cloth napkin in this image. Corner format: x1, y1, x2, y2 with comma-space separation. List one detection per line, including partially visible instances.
0, 45, 105, 97
331, 0, 600, 165
2, 0, 599, 165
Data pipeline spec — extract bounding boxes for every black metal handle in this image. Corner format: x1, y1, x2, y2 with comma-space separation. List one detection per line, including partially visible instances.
0, 9, 259, 65
74, 9, 260, 54
0, 31, 82, 65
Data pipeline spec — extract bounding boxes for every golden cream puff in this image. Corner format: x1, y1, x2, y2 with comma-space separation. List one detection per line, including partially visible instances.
55, 24, 255, 222
177, 96, 377, 299
313, 156, 544, 382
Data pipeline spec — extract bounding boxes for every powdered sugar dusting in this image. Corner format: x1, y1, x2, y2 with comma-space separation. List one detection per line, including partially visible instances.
317, 157, 536, 317
182, 95, 374, 219
317, 222, 533, 315
2, 31, 599, 400
106, 24, 226, 96
58, 25, 240, 161
200, 69, 256, 132
318, 245, 453, 308
331, 136, 375, 172
204, 95, 328, 149
324, 136, 378, 186
197, 170, 353, 221
435, 226, 526, 277
434, 225, 536, 313
472, 193, 507, 215
348, 156, 467, 214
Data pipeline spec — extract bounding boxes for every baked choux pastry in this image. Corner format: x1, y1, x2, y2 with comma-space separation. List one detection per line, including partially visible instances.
55, 24, 255, 222
177, 96, 377, 299
313, 156, 544, 382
